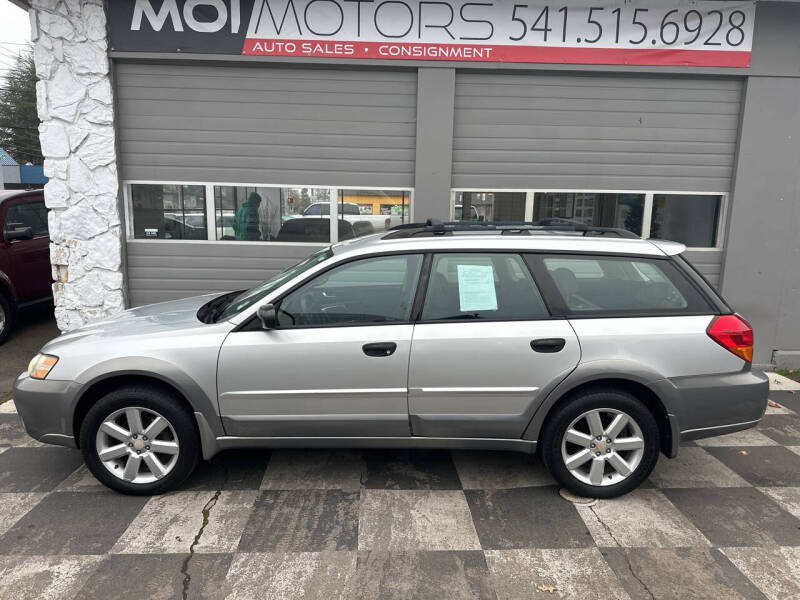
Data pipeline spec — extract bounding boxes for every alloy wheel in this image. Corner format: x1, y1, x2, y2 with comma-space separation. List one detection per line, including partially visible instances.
0, 302, 5, 334
95, 406, 180, 484
560, 408, 645, 487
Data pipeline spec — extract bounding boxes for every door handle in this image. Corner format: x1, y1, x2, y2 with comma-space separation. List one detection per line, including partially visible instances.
531, 338, 566, 353
362, 342, 397, 357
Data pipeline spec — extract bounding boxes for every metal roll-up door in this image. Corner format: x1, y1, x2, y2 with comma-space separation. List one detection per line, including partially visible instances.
452, 72, 743, 193
115, 62, 417, 187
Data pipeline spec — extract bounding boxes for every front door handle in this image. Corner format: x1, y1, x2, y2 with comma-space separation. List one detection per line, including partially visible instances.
531, 338, 566, 353
363, 342, 397, 357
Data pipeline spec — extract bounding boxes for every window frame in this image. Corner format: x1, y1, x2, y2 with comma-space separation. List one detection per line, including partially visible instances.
450, 188, 728, 250
124, 181, 414, 246
525, 251, 720, 319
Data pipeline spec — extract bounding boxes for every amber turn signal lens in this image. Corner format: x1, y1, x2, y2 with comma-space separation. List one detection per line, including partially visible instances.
28, 354, 59, 380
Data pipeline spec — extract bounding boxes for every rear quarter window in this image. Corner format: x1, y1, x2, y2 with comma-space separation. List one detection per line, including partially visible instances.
530, 254, 713, 316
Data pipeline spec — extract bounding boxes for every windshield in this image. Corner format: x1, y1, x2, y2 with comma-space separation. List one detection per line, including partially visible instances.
216, 247, 332, 321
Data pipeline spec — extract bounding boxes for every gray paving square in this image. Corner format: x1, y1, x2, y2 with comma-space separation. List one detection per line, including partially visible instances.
577, 489, 710, 548
77, 553, 232, 600
769, 391, 800, 414
695, 428, 779, 447
663, 487, 800, 547
260, 449, 365, 491
757, 414, 800, 445
224, 551, 356, 599
722, 546, 800, 600
485, 548, 629, 600
0, 491, 148, 555
451, 450, 555, 489
757, 486, 800, 519
0, 492, 46, 537
602, 547, 767, 600
705, 446, 800, 486
54, 464, 109, 492
465, 486, 594, 550
648, 446, 749, 488
361, 449, 462, 489
358, 490, 480, 551
238, 489, 359, 552
113, 490, 257, 553
0, 447, 83, 492
0, 414, 31, 446
180, 449, 271, 491
0, 555, 104, 600
354, 550, 494, 599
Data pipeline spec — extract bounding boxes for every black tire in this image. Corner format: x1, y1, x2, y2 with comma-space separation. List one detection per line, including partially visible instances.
540, 388, 660, 499
0, 292, 16, 346
80, 385, 200, 495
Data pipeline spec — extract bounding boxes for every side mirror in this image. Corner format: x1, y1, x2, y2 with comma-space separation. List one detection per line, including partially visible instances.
4, 225, 34, 242
257, 303, 277, 330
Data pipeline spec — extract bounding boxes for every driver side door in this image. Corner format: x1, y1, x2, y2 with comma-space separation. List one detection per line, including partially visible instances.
217, 253, 424, 438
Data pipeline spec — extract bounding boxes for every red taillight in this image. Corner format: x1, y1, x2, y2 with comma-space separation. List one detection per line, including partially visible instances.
707, 314, 753, 362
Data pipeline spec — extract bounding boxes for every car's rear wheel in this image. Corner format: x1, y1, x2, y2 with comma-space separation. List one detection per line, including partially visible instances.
0, 293, 15, 346
80, 386, 200, 495
540, 388, 660, 499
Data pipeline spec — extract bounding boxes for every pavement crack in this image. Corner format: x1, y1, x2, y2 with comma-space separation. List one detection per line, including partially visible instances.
588, 505, 655, 600
180, 490, 221, 600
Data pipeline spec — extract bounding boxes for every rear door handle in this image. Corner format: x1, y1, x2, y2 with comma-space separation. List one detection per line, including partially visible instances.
531, 338, 566, 353
362, 342, 397, 357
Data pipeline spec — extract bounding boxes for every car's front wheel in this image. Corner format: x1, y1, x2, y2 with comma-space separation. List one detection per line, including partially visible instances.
80, 386, 200, 494
540, 388, 660, 498
0, 292, 15, 346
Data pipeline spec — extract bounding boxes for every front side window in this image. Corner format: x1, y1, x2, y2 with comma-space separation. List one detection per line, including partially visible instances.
538, 254, 711, 315
6, 200, 49, 237
277, 254, 423, 328
649, 194, 721, 248
421, 253, 549, 321
131, 184, 207, 240
215, 186, 331, 243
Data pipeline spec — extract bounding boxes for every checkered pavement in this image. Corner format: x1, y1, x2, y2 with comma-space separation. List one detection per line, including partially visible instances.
0, 392, 798, 599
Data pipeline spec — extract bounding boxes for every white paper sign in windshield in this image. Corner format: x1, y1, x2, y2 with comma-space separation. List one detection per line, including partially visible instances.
457, 264, 498, 312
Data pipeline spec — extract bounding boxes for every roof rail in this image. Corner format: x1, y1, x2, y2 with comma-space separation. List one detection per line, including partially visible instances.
383, 219, 640, 240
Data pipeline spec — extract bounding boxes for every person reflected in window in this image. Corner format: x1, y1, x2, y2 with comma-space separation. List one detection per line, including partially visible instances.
234, 192, 262, 241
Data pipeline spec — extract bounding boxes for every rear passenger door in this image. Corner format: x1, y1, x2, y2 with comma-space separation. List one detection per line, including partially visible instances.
407, 253, 580, 439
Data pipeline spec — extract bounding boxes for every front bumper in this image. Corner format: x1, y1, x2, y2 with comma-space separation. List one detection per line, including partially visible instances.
13, 373, 81, 449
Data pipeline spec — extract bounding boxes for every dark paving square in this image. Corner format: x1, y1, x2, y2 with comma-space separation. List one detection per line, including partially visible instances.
353, 551, 494, 599
0, 447, 83, 492
756, 414, 800, 445
238, 489, 359, 552
663, 487, 800, 547
0, 491, 148, 555
705, 446, 800, 487
77, 553, 232, 599
465, 486, 593, 550
602, 547, 767, 600
0, 415, 32, 446
768, 390, 800, 413
361, 450, 462, 490
180, 449, 271, 491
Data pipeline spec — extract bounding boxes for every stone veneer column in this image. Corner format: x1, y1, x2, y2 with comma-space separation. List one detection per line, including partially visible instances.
30, 0, 125, 331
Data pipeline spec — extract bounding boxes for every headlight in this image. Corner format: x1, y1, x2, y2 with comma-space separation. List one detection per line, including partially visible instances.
28, 354, 59, 380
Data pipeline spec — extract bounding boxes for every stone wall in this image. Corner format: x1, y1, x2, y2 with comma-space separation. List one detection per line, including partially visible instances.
30, 0, 125, 331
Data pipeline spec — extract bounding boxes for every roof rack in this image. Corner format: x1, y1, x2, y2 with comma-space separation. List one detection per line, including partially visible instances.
383, 218, 640, 240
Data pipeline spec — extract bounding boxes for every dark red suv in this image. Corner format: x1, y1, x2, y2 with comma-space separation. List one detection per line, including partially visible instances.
0, 190, 52, 344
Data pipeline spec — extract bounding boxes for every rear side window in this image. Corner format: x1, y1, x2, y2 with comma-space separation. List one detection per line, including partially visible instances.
533, 254, 712, 316
421, 253, 549, 321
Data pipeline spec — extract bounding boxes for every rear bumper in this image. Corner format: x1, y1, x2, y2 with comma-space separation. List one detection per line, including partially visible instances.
654, 368, 769, 455
13, 373, 80, 449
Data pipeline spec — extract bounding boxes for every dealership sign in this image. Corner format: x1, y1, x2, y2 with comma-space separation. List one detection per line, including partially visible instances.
108, 0, 756, 67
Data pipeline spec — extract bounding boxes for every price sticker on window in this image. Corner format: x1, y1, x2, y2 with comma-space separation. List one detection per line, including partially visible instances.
457, 264, 498, 312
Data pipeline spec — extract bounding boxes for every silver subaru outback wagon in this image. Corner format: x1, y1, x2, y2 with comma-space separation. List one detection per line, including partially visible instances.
14, 222, 768, 497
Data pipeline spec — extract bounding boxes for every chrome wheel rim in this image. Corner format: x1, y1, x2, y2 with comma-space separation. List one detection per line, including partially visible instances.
95, 407, 179, 484
561, 408, 645, 487
0, 302, 5, 333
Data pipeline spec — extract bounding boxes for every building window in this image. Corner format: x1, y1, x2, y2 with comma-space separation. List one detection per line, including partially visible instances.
649, 194, 722, 248
338, 189, 411, 238
130, 184, 207, 240
127, 183, 413, 244
533, 193, 645, 236
450, 190, 725, 248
